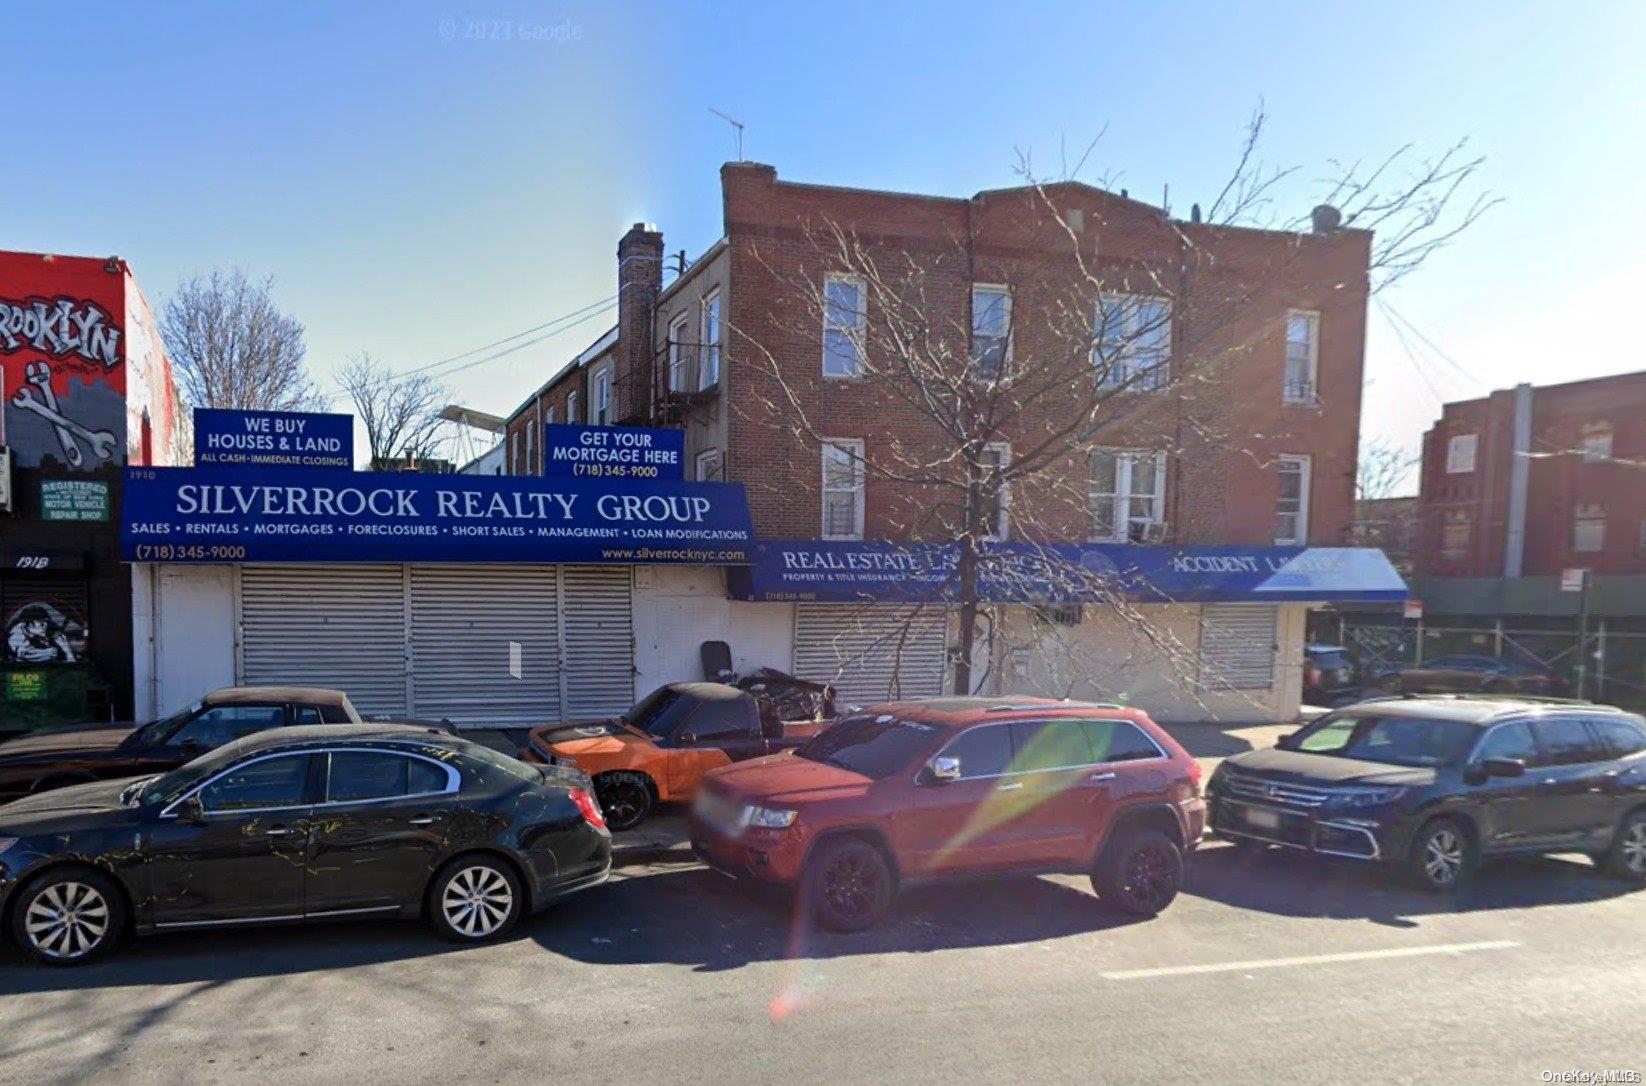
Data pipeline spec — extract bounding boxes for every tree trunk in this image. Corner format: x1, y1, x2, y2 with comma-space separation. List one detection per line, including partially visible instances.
953, 530, 979, 695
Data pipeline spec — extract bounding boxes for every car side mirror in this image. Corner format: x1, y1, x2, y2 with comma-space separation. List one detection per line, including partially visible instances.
175, 795, 206, 823
1481, 757, 1527, 779
923, 756, 961, 784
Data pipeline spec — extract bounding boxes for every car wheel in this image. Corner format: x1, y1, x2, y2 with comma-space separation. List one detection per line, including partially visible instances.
594, 771, 654, 832
1408, 817, 1472, 892
802, 837, 894, 933
1602, 811, 1646, 883
1093, 828, 1183, 916
10, 867, 125, 967
427, 856, 523, 943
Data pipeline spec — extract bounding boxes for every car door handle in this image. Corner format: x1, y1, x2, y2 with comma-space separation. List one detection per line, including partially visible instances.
1088, 772, 1117, 784
409, 816, 438, 826
266, 827, 294, 837
996, 781, 1025, 791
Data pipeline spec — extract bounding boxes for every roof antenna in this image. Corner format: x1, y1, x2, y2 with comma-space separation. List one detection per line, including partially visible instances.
709, 108, 745, 161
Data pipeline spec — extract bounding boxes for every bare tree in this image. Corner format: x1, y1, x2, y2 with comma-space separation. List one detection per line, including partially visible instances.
1357, 438, 1419, 503
337, 353, 448, 467
736, 110, 1488, 698
161, 269, 316, 411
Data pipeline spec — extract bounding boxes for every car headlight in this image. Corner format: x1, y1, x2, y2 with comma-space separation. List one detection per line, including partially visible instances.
746, 806, 798, 830
1339, 787, 1407, 808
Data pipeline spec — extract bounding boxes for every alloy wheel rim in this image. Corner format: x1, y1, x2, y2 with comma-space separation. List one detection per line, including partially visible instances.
822, 854, 878, 921
1623, 822, 1646, 874
1423, 828, 1464, 884
1122, 844, 1177, 909
26, 881, 111, 960
441, 866, 513, 938
601, 782, 645, 828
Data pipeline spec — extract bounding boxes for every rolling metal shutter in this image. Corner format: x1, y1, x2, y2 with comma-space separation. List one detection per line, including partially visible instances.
408, 565, 561, 724
561, 566, 634, 718
239, 565, 409, 717
1199, 604, 1278, 691
793, 604, 949, 706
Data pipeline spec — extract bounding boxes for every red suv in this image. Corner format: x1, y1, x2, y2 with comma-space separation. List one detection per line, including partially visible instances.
689, 697, 1205, 931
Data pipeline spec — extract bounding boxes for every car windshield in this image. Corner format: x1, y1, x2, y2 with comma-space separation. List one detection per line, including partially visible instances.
794, 715, 937, 780
135, 741, 248, 806
127, 703, 201, 745
1285, 712, 1479, 768
622, 687, 695, 738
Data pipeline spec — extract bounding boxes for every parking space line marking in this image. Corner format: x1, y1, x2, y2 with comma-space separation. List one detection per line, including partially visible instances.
1100, 940, 1520, 981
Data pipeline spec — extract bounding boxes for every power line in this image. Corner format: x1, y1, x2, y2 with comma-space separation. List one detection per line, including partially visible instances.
1378, 300, 1483, 387
386, 294, 619, 383
1375, 299, 1445, 406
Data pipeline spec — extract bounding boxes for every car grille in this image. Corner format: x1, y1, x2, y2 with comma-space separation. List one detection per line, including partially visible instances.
1221, 773, 1334, 809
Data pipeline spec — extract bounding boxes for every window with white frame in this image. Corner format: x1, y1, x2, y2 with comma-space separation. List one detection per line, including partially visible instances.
1580, 424, 1613, 463
1445, 432, 1477, 474
1089, 449, 1165, 542
593, 367, 612, 425
821, 439, 866, 539
1283, 310, 1320, 403
980, 442, 1010, 539
1274, 454, 1311, 545
823, 275, 866, 378
971, 286, 1011, 380
696, 447, 724, 483
1440, 508, 1473, 561
545, 405, 556, 427
699, 291, 722, 389
667, 313, 690, 392
1095, 294, 1171, 390
1574, 504, 1606, 553
567, 389, 580, 424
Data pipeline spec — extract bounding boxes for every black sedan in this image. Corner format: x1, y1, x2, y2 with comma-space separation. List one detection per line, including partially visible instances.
0, 725, 611, 965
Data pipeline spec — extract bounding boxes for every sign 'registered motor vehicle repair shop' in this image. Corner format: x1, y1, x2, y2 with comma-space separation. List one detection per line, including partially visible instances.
121, 465, 754, 564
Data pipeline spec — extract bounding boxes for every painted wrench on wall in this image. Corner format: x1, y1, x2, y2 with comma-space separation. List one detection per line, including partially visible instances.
11, 362, 119, 462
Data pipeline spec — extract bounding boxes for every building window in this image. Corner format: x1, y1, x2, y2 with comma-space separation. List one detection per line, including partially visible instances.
567, 390, 580, 424
1574, 504, 1606, 553
545, 406, 556, 427
823, 275, 865, 378
699, 291, 722, 389
667, 313, 690, 392
821, 439, 866, 540
1275, 454, 1311, 545
1440, 509, 1473, 562
696, 447, 724, 482
524, 421, 536, 476
980, 442, 1010, 539
1445, 433, 1478, 474
1090, 449, 1165, 543
511, 431, 521, 474
971, 286, 1011, 381
593, 367, 612, 425
1580, 424, 1613, 463
1283, 310, 1320, 404
1095, 294, 1171, 390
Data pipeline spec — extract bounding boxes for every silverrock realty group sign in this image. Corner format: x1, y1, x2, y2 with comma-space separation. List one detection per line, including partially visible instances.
121, 466, 754, 564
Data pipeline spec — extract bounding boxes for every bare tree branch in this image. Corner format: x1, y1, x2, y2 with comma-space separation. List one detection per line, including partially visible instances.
337, 353, 448, 467
161, 269, 317, 412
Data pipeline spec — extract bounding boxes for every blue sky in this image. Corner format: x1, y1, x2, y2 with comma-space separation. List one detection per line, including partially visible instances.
10, 1, 1644, 475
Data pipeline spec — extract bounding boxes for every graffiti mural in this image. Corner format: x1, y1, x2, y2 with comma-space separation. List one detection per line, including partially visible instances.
3, 598, 88, 664
0, 259, 129, 471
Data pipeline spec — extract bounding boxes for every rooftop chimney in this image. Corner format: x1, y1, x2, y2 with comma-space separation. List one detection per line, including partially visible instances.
615, 222, 664, 424
1310, 204, 1343, 233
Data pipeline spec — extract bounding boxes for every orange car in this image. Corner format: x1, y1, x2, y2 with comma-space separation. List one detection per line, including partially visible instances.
524, 682, 828, 830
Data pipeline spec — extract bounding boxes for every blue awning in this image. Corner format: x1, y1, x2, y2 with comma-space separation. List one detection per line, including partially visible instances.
725, 541, 1408, 605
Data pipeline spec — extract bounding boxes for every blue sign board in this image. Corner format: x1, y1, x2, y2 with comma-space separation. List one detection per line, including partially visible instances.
194, 408, 354, 469
726, 541, 1408, 605
543, 424, 684, 480
122, 466, 753, 565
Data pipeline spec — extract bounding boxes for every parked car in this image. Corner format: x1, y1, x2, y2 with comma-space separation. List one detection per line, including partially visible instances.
688, 697, 1205, 932
1207, 696, 1646, 891
1374, 654, 1567, 696
0, 686, 363, 803
1303, 644, 1359, 705
0, 724, 611, 966
524, 682, 828, 831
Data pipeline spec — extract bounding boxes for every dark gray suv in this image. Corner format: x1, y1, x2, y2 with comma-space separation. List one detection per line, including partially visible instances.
1207, 696, 1646, 890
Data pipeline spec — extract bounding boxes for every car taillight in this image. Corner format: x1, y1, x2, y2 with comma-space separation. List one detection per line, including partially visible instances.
569, 788, 607, 831
1305, 665, 1321, 686
1186, 758, 1203, 795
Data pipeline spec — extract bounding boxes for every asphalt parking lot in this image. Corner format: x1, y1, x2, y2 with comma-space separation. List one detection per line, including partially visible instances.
3, 720, 1644, 1085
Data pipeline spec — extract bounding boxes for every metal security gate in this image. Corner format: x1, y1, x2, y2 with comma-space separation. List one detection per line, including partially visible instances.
239, 565, 409, 717
239, 564, 634, 724
1199, 604, 1278, 691
794, 604, 949, 706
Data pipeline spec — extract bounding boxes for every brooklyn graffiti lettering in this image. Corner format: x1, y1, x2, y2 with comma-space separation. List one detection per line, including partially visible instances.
0, 296, 122, 366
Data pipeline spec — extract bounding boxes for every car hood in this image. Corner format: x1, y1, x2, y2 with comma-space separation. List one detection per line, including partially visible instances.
705, 751, 871, 805
531, 720, 657, 758
0, 726, 135, 761
0, 776, 142, 836
1223, 747, 1438, 788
